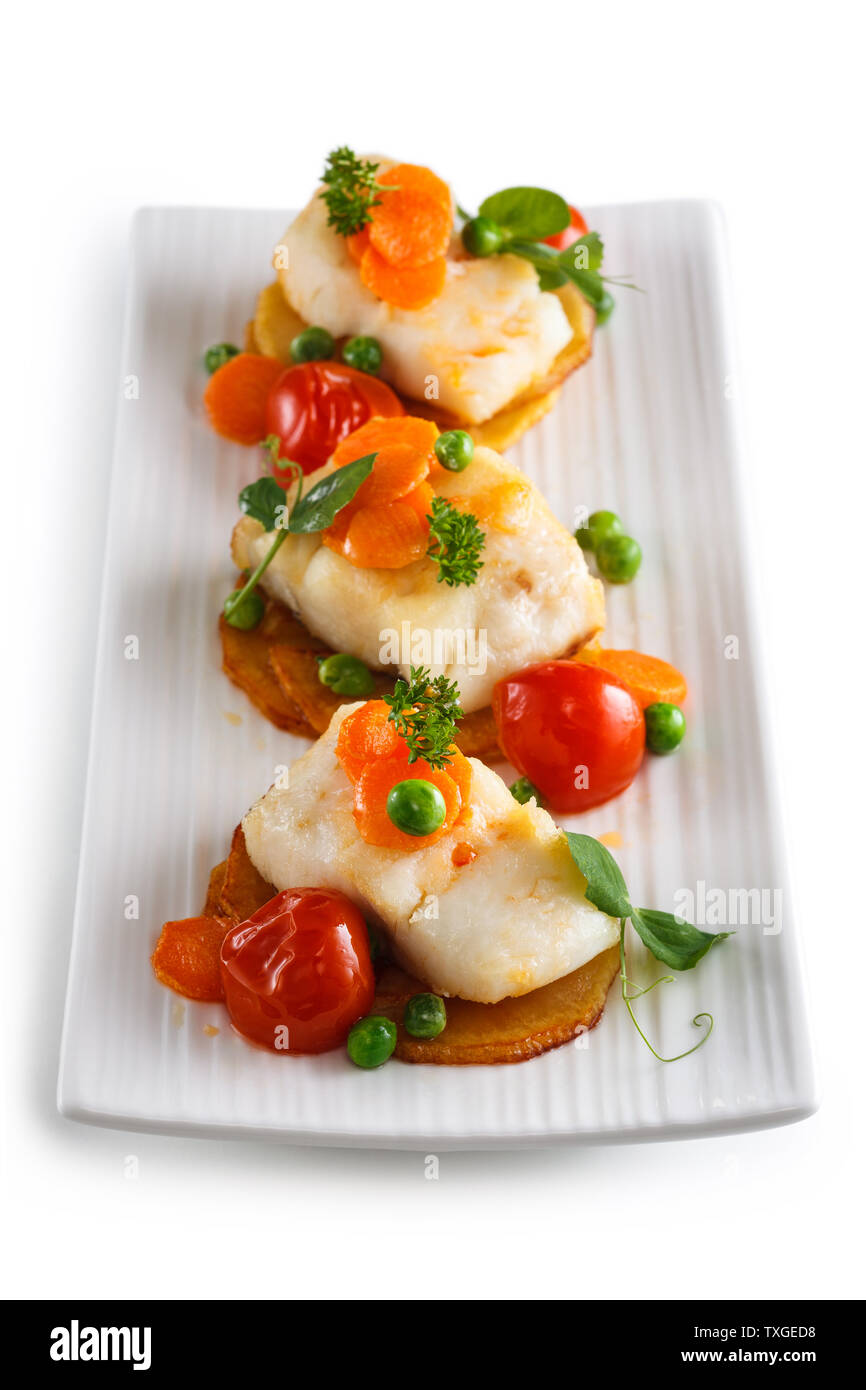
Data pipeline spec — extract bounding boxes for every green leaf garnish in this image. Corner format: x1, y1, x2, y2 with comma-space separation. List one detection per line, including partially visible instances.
478, 187, 570, 241
319, 147, 398, 237
223, 440, 375, 628
425, 496, 485, 587
288, 453, 376, 533
564, 832, 632, 919
629, 908, 732, 972
239, 475, 290, 531
384, 666, 463, 770
563, 833, 731, 1062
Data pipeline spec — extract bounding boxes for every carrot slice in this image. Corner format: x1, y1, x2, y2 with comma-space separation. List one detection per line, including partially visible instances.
331, 414, 439, 469
343, 497, 430, 569
360, 246, 447, 311
369, 188, 452, 268
203, 352, 284, 445
352, 443, 432, 508
346, 227, 370, 264
382, 162, 451, 210
576, 648, 688, 709
444, 747, 473, 821
336, 701, 401, 781
151, 916, 228, 1002
353, 752, 461, 850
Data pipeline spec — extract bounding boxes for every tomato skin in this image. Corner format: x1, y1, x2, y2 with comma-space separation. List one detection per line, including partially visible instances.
492, 660, 645, 812
220, 888, 375, 1054
543, 204, 589, 252
264, 362, 405, 476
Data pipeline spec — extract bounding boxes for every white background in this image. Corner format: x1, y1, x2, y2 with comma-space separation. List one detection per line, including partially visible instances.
3, 0, 864, 1301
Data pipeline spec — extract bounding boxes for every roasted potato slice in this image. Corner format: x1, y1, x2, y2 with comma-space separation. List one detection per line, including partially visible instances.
219, 596, 317, 736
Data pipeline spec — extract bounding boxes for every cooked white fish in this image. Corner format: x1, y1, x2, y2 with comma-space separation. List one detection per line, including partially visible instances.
242, 704, 618, 1003
232, 445, 604, 714
275, 187, 572, 425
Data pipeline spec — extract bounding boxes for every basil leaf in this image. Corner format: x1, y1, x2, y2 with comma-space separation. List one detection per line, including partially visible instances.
239, 476, 288, 531
630, 908, 732, 972
558, 230, 604, 273
288, 452, 376, 533
565, 833, 632, 920
479, 187, 570, 241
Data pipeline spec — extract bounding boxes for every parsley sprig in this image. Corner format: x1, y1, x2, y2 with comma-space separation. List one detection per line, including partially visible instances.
384, 666, 463, 770
319, 147, 397, 237
426, 497, 485, 587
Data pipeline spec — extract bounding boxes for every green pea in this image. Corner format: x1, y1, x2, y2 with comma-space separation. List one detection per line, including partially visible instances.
597, 534, 642, 583
404, 993, 447, 1039
204, 343, 240, 374
575, 509, 622, 552
290, 325, 335, 363
386, 779, 447, 837
342, 335, 383, 375
434, 429, 475, 473
462, 217, 505, 258
645, 702, 686, 755
510, 776, 541, 806
594, 291, 615, 326
347, 1015, 397, 1069
317, 652, 375, 697
223, 589, 265, 630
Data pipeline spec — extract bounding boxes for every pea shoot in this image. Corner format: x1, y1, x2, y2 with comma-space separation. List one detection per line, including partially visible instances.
290, 325, 335, 363
342, 335, 383, 374
317, 653, 375, 697
386, 779, 447, 837
404, 993, 447, 1039
346, 1015, 397, 1069
434, 430, 475, 473
204, 343, 240, 374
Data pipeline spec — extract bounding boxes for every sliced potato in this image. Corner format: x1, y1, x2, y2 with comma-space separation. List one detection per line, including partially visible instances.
269, 644, 392, 734
202, 859, 229, 918
219, 602, 314, 736
253, 281, 308, 363
202, 828, 618, 1064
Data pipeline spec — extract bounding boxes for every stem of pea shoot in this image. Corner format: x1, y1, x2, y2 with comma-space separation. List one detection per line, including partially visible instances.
226, 455, 304, 619
618, 919, 714, 1063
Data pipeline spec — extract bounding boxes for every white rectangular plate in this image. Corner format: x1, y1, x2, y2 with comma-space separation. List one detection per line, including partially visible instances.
58, 202, 818, 1147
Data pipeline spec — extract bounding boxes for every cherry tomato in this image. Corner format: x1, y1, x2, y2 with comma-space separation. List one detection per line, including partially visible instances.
544, 204, 589, 252
220, 888, 375, 1054
492, 660, 645, 812
264, 361, 405, 476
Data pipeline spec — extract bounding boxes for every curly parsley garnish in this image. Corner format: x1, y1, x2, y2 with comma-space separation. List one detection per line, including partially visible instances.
426, 497, 485, 587
384, 666, 463, 770
319, 147, 397, 237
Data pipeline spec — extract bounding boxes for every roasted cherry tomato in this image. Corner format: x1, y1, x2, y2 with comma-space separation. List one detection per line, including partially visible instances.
492, 660, 645, 812
264, 361, 404, 476
543, 204, 589, 251
220, 888, 375, 1054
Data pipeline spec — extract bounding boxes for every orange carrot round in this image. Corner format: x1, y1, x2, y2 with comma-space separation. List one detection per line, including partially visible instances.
345, 227, 371, 264
360, 246, 447, 311
151, 916, 227, 1002
336, 701, 401, 781
203, 352, 284, 445
353, 753, 461, 850
331, 414, 439, 469
382, 163, 451, 210
576, 648, 688, 708
369, 188, 452, 268
343, 497, 430, 569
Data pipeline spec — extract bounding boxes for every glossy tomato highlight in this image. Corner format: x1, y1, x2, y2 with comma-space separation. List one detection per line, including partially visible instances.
220, 888, 375, 1053
493, 660, 645, 812
264, 361, 404, 475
